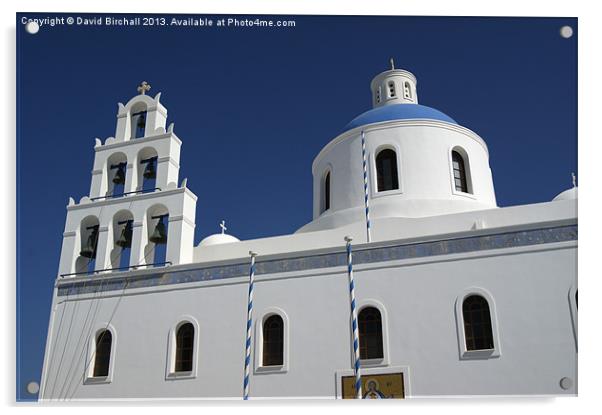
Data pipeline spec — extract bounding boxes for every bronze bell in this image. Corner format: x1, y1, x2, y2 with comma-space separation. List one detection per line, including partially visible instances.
149, 220, 167, 244
80, 226, 99, 258
112, 164, 126, 185
115, 221, 133, 248
143, 160, 156, 179
136, 113, 146, 130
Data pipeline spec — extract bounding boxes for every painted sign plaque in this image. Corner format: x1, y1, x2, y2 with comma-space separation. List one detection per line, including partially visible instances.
342, 372, 405, 399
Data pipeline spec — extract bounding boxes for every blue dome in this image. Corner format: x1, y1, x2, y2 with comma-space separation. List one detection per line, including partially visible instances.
343, 104, 457, 132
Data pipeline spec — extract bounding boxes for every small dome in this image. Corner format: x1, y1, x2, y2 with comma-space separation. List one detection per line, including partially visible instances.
199, 233, 240, 247
553, 186, 578, 201
343, 103, 457, 133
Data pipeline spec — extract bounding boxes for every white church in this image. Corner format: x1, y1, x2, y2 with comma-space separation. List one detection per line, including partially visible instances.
39, 63, 577, 400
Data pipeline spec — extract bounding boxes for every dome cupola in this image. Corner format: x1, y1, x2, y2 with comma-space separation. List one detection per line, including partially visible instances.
370, 58, 418, 107
297, 62, 498, 235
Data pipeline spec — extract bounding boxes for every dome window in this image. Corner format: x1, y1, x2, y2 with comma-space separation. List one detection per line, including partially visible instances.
452, 150, 470, 193
375, 88, 381, 104
387, 81, 396, 98
322, 171, 331, 213
376, 149, 399, 192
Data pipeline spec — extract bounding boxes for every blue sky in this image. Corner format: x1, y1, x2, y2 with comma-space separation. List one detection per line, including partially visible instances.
16, 13, 577, 400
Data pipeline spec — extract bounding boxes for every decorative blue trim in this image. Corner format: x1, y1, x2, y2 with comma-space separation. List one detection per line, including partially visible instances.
58, 225, 577, 297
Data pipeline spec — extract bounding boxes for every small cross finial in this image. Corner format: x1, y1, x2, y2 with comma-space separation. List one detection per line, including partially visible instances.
137, 81, 151, 95
389, 58, 395, 70
219, 220, 227, 234
572, 172, 576, 188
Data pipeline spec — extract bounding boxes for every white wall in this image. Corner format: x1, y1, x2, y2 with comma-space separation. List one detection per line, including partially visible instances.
40, 227, 577, 400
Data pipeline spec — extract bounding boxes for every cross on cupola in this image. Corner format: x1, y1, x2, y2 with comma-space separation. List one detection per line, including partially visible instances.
137, 81, 151, 95
220, 220, 227, 234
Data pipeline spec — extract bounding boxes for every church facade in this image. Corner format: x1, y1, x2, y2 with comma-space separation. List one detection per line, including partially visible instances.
39, 65, 577, 400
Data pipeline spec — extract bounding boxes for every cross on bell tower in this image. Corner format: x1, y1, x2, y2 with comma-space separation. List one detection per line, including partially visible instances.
137, 81, 151, 95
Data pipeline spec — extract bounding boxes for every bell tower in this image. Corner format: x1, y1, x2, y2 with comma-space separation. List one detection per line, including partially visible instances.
57, 82, 197, 278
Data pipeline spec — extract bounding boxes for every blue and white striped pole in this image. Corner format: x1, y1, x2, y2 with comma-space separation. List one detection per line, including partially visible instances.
243, 251, 257, 400
345, 236, 362, 399
361, 131, 372, 243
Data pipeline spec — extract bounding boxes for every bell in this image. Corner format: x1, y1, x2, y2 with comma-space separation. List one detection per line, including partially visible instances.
136, 113, 146, 130
143, 160, 156, 179
112, 164, 126, 185
80, 227, 99, 258
149, 220, 167, 244
115, 221, 133, 248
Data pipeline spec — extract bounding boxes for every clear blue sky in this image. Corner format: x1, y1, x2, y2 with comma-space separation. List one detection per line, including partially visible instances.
16, 13, 577, 401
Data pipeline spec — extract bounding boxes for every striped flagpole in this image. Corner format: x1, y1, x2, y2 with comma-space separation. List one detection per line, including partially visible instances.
361, 131, 372, 243
243, 251, 257, 400
344, 236, 362, 399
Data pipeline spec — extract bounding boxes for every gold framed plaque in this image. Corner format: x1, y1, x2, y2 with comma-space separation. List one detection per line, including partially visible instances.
342, 372, 405, 399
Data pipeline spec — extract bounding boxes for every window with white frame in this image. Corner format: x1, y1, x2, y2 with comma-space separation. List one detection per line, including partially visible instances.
462, 295, 494, 351
262, 315, 284, 366
92, 330, 112, 378
166, 318, 199, 379
175, 322, 194, 372
358, 307, 384, 360
322, 171, 331, 213
452, 149, 471, 194
455, 289, 501, 359
376, 149, 399, 192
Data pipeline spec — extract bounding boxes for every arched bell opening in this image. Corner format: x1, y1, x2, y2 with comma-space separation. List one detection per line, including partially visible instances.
111, 210, 134, 271
145, 204, 169, 267
76, 215, 100, 275
130, 102, 148, 139
106, 152, 128, 198
137, 147, 158, 194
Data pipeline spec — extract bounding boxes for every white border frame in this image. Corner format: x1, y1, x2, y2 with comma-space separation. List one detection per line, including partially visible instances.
164, 315, 199, 380
454, 287, 501, 360
254, 307, 289, 374
84, 323, 117, 385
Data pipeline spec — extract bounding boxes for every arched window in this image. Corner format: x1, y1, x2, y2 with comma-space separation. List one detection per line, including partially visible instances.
358, 307, 383, 360
323, 171, 331, 213
376, 149, 399, 192
387, 81, 396, 98
175, 323, 194, 372
462, 295, 494, 351
262, 315, 284, 366
375, 88, 381, 104
452, 150, 469, 193
403, 81, 411, 99
93, 330, 112, 377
